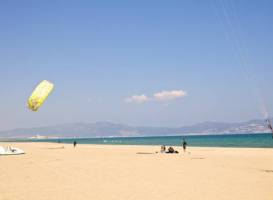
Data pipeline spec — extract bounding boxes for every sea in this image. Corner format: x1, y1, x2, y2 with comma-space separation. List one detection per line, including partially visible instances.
7, 133, 273, 148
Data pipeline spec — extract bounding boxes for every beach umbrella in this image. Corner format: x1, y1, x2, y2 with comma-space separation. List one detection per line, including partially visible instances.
28, 80, 54, 111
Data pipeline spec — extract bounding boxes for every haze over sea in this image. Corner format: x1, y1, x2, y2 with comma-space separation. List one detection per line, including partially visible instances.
12, 133, 273, 148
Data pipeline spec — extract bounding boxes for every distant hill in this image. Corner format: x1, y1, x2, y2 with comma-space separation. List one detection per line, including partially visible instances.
0, 118, 272, 139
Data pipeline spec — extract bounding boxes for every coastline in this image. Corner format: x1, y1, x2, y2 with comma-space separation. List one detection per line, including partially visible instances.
1, 142, 273, 200
2, 133, 272, 148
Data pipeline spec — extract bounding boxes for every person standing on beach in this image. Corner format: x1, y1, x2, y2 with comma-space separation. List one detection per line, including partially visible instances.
73, 141, 77, 148
182, 138, 187, 153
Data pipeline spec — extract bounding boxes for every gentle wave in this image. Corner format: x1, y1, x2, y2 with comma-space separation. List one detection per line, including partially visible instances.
7, 133, 273, 148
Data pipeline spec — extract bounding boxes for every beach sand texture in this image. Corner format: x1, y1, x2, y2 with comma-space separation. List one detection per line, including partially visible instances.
0, 142, 272, 200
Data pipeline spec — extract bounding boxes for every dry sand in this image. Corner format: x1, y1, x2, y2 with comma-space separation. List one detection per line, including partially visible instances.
0, 142, 272, 200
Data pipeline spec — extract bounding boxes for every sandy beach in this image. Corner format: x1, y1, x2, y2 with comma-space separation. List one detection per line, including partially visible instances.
0, 142, 272, 200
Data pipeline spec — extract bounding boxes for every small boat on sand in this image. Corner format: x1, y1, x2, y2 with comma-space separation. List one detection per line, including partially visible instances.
0, 146, 25, 155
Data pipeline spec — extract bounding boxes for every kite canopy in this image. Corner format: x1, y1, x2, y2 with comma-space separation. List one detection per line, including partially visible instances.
28, 80, 54, 111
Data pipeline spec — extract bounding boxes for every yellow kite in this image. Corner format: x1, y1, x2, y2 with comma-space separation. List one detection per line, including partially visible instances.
28, 80, 54, 111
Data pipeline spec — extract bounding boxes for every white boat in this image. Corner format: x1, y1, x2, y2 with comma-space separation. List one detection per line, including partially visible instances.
0, 146, 25, 155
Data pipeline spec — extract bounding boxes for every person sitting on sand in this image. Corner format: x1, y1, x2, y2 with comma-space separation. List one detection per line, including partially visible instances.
166, 146, 179, 154
168, 146, 174, 153
160, 145, 166, 153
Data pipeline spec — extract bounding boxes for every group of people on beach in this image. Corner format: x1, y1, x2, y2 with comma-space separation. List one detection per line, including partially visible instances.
71, 138, 187, 155
160, 138, 187, 154
72, 139, 187, 154
64, 138, 187, 155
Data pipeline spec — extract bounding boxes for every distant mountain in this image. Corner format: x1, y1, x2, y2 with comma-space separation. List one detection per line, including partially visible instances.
0, 118, 272, 139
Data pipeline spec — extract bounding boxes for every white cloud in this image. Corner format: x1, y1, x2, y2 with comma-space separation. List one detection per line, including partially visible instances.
125, 94, 149, 104
125, 90, 187, 104
153, 90, 187, 101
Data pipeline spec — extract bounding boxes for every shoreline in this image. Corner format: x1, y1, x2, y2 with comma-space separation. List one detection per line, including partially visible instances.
1, 133, 272, 149
1, 140, 273, 149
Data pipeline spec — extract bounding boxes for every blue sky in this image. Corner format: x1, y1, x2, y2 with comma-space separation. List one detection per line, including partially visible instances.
1, 0, 273, 130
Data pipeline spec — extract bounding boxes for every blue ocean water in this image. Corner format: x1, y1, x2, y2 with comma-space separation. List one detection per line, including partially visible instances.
12, 133, 273, 148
